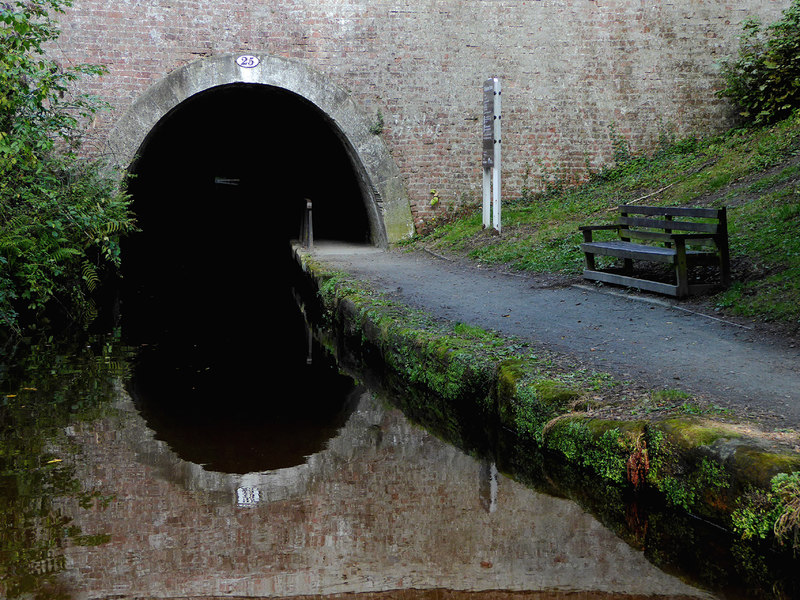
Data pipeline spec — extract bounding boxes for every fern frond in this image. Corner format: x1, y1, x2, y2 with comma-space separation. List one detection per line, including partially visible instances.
81, 261, 100, 292
1, 215, 32, 230
52, 247, 82, 262
77, 297, 98, 325
103, 220, 123, 235
95, 217, 134, 236
96, 359, 130, 377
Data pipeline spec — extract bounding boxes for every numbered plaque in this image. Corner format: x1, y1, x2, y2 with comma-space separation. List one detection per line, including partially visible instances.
236, 55, 260, 68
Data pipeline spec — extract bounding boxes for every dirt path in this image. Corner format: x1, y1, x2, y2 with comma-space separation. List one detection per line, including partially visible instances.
308, 242, 800, 430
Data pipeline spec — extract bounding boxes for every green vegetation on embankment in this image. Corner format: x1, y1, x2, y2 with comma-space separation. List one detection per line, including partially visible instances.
413, 111, 800, 333
412, 0, 800, 334
295, 247, 800, 568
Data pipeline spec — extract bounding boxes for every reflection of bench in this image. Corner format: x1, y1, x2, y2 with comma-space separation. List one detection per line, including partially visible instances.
579, 205, 731, 298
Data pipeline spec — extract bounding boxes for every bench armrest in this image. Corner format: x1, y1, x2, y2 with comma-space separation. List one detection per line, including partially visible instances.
580, 224, 621, 243
578, 224, 622, 231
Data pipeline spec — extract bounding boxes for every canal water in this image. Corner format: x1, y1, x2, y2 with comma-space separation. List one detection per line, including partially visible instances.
0, 248, 781, 599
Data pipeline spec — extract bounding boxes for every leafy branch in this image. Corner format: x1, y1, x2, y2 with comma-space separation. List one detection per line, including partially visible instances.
718, 0, 800, 126
0, 0, 136, 333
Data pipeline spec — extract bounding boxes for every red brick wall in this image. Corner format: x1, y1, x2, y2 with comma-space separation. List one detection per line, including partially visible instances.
50, 0, 790, 233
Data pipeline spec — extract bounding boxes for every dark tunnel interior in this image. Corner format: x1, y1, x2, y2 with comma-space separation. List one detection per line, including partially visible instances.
124, 83, 370, 266
121, 82, 372, 342
119, 84, 366, 472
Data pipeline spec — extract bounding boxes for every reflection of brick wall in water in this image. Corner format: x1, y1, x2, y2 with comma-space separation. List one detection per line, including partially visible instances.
53, 392, 705, 599
49, 1, 788, 230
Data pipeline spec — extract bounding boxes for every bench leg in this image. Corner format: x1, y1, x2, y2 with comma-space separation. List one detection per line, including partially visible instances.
581, 230, 597, 271
675, 240, 689, 298
717, 209, 731, 289
718, 237, 731, 288
623, 258, 633, 275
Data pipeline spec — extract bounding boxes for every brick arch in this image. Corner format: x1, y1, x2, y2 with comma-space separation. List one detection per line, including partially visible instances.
107, 53, 414, 246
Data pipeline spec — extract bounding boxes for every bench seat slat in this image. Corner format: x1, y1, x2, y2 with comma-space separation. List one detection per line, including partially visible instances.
581, 241, 677, 263
582, 240, 721, 264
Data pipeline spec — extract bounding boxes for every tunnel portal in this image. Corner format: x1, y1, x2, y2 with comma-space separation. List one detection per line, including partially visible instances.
127, 83, 371, 250
121, 83, 373, 338
120, 81, 381, 339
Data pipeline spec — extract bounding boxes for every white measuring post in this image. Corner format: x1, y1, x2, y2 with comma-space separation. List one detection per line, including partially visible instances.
482, 77, 502, 233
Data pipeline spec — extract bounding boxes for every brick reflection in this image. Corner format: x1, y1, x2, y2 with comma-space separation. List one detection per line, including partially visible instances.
54, 389, 706, 600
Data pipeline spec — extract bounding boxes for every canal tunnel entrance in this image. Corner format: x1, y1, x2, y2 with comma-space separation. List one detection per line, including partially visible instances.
121, 82, 374, 341
120, 84, 365, 472
126, 83, 371, 252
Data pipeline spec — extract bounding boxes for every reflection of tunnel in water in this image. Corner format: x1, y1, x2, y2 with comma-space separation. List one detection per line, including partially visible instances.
121, 84, 366, 473
128, 285, 361, 474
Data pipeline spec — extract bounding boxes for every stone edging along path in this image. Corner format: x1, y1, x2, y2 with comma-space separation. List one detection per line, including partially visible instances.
292, 244, 800, 555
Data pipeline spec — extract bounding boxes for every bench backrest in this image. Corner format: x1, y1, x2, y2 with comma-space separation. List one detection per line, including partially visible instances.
617, 205, 727, 246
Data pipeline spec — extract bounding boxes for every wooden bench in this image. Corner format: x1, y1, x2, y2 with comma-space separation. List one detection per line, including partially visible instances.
579, 205, 731, 298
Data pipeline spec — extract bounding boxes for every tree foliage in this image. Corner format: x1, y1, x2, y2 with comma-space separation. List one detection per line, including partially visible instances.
0, 0, 135, 334
718, 0, 800, 126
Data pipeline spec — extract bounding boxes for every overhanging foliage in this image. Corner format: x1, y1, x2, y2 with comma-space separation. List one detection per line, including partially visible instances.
0, 0, 136, 333
718, 0, 800, 126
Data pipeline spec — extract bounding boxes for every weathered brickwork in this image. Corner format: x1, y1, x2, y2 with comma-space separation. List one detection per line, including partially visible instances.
50, 0, 790, 233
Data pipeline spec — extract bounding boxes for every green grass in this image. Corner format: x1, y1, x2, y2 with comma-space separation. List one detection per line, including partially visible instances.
412, 112, 800, 332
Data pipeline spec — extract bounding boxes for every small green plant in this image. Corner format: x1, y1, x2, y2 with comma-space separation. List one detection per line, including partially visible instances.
519, 162, 535, 203
732, 472, 800, 548
368, 108, 385, 135
430, 189, 440, 207
544, 419, 638, 484
453, 321, 490, 339
608, 122, 631, 164
773, 472, 800, 548
656, 119, 678, 154
679, 402, 705, 415
718, 0, 800, 125
645, 428, 732, 513
652, 388, 692, 403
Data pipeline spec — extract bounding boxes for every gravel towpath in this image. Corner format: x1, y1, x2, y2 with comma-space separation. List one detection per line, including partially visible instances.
307, 242, 800, 429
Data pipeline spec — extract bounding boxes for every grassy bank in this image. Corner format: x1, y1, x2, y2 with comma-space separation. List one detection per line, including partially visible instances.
413, 112, 800, 333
